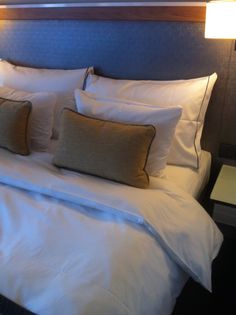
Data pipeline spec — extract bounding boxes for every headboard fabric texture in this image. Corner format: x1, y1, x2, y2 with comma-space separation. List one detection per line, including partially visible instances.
0, 19, 234, 155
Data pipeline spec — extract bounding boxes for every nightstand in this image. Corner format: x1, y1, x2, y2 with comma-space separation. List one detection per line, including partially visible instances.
210, 164, 236, 228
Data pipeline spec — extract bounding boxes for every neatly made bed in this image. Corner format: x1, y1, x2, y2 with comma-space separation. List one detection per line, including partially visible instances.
0, 82, 222, 314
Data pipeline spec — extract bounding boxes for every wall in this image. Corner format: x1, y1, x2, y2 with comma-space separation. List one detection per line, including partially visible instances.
0, 1, 235, 154
221, 45, 236, 148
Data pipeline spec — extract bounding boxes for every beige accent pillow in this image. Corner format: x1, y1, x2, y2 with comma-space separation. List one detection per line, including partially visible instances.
53, 110, 156, 188
0, 97, 32, 155
75, 89, 182, 176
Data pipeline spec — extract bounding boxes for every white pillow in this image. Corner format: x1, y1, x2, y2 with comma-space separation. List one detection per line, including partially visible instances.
0, 60, 93, 138
85, 73, 217, 168
74, 89, 182, 176
0, 86, 56, 151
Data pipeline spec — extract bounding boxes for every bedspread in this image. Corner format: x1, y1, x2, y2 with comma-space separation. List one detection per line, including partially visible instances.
0, 148, 223, 315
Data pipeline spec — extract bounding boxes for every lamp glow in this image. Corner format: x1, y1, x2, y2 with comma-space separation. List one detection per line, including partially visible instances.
205, 1, 236, 39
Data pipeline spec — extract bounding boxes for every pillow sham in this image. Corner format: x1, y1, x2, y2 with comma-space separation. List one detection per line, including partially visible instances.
85, 73, 217, 168
0, 97, 31, 155
74, 89, 182, 176
53, 110, 155, 188
0, 60, 93, 138
0, 86, 56, 151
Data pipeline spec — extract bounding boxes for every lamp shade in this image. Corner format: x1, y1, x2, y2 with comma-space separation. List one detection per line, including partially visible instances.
205, 1, 236, 39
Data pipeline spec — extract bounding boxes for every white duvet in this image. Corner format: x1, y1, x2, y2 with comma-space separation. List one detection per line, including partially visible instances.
0, 148, 223, 315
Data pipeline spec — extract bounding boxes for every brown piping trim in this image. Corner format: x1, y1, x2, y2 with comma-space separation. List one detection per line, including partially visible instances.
82, 67, 93, 91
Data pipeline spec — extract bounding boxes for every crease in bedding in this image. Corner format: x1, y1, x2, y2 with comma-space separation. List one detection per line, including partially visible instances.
0, 177, 187, 315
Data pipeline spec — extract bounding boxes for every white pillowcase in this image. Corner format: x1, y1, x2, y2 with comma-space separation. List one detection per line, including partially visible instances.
85, 73, 217, 168
0, 60, 93, 138
74, 89, 182, 176
0, 86, 56, 151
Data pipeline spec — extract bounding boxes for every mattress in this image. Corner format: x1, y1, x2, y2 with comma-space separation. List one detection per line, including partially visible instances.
163, 151, 211, 198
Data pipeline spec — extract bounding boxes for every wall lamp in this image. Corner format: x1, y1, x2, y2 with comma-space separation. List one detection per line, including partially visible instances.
205, 0, 236, 50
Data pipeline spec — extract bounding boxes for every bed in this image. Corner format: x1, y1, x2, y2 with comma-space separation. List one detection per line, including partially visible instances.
0, 5, 229, 315
0, 142, 222, 315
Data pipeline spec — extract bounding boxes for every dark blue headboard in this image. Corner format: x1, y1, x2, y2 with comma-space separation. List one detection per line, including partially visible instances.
0, 20, 232, 154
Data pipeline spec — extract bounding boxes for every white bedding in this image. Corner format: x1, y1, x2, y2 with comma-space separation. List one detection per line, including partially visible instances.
0, 148, 222, 315
164, 151, 211, 198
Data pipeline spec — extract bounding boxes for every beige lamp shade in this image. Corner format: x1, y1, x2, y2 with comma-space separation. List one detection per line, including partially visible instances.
205, 1, 236, 39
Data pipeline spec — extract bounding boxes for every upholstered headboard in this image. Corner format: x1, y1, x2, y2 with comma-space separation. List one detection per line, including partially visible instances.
0, 17, 233, 155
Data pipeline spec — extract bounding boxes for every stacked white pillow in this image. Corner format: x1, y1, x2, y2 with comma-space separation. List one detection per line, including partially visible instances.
85, 73, 217, 168
0, 60, 93, 138
75, 89, 182, 176
0, 86, 56, 151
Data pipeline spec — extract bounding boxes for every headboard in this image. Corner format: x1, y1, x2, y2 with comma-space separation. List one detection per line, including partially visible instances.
0, 4, 233, 155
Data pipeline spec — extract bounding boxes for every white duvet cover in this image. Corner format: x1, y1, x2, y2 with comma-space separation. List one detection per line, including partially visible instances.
0, 148, 223, 315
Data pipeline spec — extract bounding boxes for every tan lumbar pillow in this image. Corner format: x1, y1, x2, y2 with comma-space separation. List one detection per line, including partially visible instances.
53, 109, 156, 188
0, 97, 32, 155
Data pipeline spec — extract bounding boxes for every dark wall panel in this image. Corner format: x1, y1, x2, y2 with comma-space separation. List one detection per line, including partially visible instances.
221, 45, 236, 147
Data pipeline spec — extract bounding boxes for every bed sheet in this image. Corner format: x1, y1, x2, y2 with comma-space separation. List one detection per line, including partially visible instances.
164, 151, 211, 198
